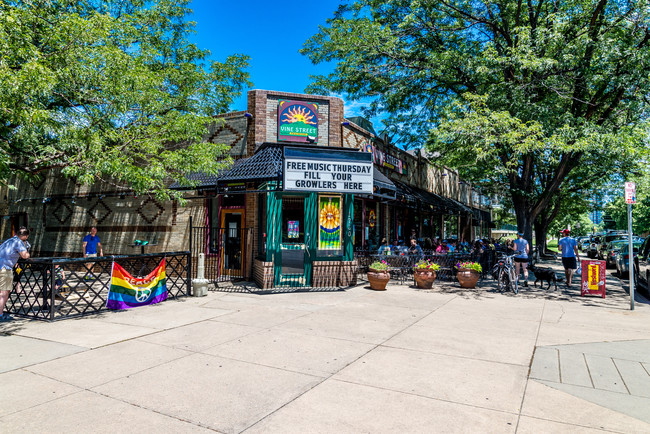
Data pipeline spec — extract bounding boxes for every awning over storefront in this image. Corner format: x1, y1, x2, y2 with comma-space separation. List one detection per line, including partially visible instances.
373, 167, 396, 199
392, 181, 448, 212
218, 144, 283, 184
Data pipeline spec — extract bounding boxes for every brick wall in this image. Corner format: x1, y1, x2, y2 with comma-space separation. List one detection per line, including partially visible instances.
253, 258, 273, 288
208, 112, 249, 157
6, 174, 206, 257
312, 260, 358, 287
247, 89, 344, 149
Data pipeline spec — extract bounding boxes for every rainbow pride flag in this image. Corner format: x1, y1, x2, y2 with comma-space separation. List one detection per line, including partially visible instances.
106, 259, 167, 310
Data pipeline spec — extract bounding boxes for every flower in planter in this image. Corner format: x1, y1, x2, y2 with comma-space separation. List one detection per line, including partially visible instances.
455, 261, 482, 273
413, 259, 441, 271
369, 260, 389, 271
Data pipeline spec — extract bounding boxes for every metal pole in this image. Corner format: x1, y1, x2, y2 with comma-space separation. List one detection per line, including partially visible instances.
628, 203, 634, 310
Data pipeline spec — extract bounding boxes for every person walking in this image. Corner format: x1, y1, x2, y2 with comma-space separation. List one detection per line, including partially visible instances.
510, 232, 530, 287
558, 229, 580, 287
0, 227, 31, 321
83, 226, 103, 280
83, 226, 103, 258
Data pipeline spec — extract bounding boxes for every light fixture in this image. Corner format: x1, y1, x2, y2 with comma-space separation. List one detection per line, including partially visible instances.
341, 121, 350, 126
71, 196, 76, 204
244, 112, 252, 118
42, 197, 51, 204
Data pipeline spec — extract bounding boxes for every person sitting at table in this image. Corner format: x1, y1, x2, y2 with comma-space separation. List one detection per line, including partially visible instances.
378, 238, 391, 256
448, 240, 457, 253
392, 239, 407, 255
436, 240, 449, 254
409, 238, 423, 260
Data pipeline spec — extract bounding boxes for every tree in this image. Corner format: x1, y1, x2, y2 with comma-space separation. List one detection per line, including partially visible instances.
302, 0, 650, 245
0, 0, 251, 199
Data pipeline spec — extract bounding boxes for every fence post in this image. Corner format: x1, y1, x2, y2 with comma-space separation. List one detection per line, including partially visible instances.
50, 262, 55, 321
189, 215, 193, 257
186, 251, 192, 296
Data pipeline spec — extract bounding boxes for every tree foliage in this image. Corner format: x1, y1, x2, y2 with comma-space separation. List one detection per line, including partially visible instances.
0, 0, 251, 199
302, 0, 650, 243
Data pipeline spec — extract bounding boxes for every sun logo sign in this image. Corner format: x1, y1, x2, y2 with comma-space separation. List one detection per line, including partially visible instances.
278, 100, 319, 143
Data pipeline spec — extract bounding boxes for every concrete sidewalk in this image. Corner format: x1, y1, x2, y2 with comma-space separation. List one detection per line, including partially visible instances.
2, 262, 650, 433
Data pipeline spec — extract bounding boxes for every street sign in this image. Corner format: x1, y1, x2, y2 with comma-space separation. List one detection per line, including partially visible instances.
625, 182, 636, 204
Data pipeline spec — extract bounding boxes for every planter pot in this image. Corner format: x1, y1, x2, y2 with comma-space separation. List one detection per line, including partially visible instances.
456, 269, 480, 289
413, 269, 437, 289
367, 269, 390, 291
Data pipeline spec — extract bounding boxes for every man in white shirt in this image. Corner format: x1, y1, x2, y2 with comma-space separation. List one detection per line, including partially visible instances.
0, 227, 31, 321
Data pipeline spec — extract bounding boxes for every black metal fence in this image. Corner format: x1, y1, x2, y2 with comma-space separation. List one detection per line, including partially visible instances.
354, 249, 498, 284
6, 252, 191, 321
189, 223, 254, 282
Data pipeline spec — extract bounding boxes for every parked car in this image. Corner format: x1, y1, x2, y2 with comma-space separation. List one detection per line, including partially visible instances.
579, 237, 591, 252
616, 241, 643, 279
576, 236, 590, 251
598, 233, 628, 260
633, 237, 650, 290
605, 239, 629, 268
586, 235, 601, 259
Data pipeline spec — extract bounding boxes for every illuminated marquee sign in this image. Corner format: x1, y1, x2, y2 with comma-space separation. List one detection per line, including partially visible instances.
284, 147, 373, 194
278, 100, 319, 143
363, 142, 407, 175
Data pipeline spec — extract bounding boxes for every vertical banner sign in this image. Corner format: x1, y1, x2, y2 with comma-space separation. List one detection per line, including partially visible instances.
278, 100, 319, 143
580, 259, 606, 298
625, 182, 636, 204
319, 195, 341, 250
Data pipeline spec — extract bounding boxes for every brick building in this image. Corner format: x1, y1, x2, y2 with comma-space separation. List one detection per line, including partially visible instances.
1, 89, 491, 289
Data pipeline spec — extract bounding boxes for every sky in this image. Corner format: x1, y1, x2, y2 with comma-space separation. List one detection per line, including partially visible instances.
188, 0, 374, 123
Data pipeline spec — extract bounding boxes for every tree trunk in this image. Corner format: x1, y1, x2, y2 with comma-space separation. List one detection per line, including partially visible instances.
511, 192, 534, 247
534, 196, 563, 256
534, 218, 551, 256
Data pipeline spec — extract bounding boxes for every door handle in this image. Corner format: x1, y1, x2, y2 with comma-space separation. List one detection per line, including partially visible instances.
305, 233, 311, 258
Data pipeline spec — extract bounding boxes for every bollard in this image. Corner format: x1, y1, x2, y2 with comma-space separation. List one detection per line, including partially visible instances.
192, 253, 208, 297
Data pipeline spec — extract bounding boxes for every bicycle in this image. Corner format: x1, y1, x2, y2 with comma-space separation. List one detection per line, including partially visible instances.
492, 251, 520, 294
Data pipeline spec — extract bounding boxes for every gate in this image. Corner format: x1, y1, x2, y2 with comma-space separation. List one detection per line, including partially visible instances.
189, 216, 253, 282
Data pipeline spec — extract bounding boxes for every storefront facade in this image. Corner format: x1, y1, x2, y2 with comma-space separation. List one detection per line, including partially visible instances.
2, 89, 492, 289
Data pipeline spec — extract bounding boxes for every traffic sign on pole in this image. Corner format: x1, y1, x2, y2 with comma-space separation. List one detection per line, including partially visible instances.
625, 182, 636, 204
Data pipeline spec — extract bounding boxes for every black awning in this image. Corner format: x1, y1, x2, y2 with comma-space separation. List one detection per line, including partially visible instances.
373, 167, 396, 199
392, 180, 418, 207
169, 171, 220, 190
392, 181, 449, 212
217, 144, 283, 184
444, 197, 472, 215
480, 209, 492, 223
374, 167, 396, 192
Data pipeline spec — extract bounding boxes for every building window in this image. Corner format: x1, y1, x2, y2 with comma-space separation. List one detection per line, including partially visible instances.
281, 196, 305, 244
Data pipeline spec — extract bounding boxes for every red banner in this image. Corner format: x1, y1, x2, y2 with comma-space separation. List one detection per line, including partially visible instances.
581, 260, 606, 298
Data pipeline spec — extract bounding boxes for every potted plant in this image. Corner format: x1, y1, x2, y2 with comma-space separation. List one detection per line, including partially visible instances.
413, 260, 440, 289
455, 261, 482, 288
368, 260, 390, 290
